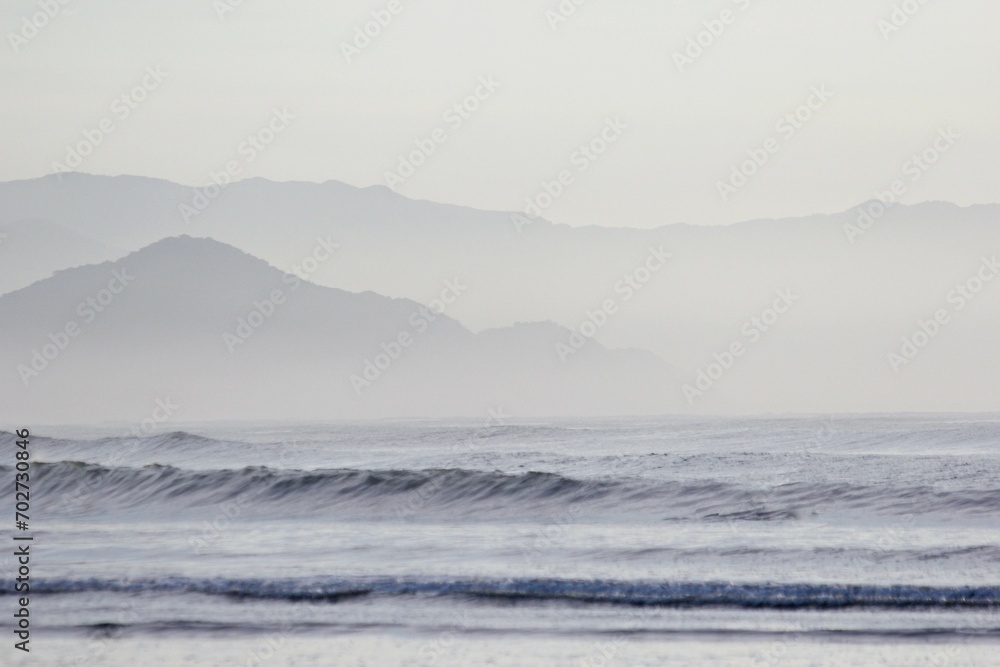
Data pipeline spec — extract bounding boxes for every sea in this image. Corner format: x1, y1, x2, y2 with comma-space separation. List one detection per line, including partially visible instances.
2, 415, 999, 666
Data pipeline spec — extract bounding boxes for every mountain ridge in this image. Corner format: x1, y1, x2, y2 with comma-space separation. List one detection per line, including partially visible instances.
0, 234, 685, 423
4, 171, 993, 231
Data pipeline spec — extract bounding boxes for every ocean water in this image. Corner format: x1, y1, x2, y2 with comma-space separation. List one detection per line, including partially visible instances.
2, 415, 999, 666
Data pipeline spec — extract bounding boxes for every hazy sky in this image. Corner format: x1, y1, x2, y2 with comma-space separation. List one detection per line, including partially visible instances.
2, 0, 997, 227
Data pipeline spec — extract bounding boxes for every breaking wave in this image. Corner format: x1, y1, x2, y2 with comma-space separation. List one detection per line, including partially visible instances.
4, 461, 1000, 520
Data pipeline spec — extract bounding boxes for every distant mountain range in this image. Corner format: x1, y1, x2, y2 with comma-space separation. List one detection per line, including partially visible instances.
0, 236, 683, 423
1, 173, 997, 416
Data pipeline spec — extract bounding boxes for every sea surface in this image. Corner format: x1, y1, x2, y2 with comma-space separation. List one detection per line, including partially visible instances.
2, 415, 999, 666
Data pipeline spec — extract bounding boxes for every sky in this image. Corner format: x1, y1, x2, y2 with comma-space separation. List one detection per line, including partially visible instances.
2, 0, 998, 227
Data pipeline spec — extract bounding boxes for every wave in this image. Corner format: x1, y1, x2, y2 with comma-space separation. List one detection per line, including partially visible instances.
10, 576, 1000, 610
97, 430, 226, 447
3, 461, 1000, 520
6, 416, 1000, 456
59, 621, 1000, 641
0, 429, 236, 452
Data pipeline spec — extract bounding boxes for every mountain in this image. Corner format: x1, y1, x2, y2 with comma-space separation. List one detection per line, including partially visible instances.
1, 173, 998, 413
0, 236, 683, 423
